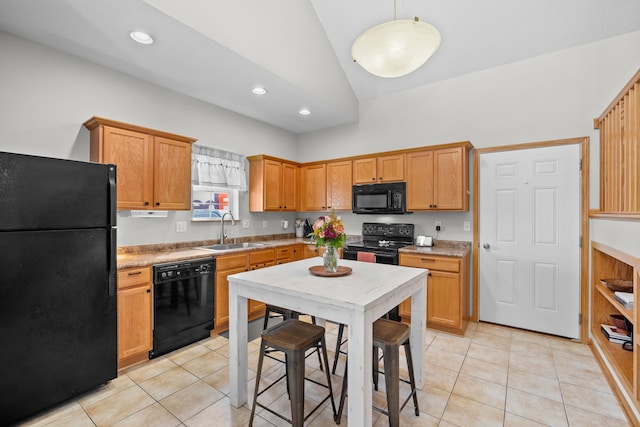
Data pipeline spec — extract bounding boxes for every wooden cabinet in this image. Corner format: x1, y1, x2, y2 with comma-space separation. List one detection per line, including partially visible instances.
117, 266, 152, 369
214, 249, 275, 331
406, 143, 472, 211
301, 163, 327, 211
590, 242, 640, 421
326, 160, 352, 210
303, 245, 342, 259
276, 244, 305, 264
399, 252, 470, 335
353, 154, 405, 184
301, 160, 352, 211
248, 155, 300, 211
84, 117, 195, 211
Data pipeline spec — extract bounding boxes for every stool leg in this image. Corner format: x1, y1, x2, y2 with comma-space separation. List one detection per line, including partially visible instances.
320, 335, 338, 418
287, 349, 305, 427
373, 346, 379, 391
262, 306, 272, 330
334, 356, 348, 424
332, 323, 345, 374
404, 340, 420, 416
249, 340, 267, 427
383, 343, 400, 427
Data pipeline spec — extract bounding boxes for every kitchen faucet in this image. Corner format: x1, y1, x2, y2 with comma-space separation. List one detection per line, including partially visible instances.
220, 211, 235, 244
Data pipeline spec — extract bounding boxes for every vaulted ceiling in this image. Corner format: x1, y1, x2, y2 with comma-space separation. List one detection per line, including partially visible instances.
1, 0, 639, 134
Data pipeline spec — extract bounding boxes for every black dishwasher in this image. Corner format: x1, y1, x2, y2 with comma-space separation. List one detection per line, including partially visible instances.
150, 258, 215, 358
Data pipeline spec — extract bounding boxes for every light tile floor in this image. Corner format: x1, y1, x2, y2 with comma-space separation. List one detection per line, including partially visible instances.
18, 320, 629, 426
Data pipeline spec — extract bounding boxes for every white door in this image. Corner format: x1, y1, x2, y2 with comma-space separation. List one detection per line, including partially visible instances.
479, 144, 580, 339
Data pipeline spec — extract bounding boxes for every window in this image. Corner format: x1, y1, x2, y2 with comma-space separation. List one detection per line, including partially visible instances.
191, 185, 239, 221
190, 144, 246, 221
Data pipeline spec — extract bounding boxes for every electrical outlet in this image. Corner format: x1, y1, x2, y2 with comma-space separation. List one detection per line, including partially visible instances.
176, 221, 187, 232
435, 221, 442, 228
463, 221, 471, 231
242, 219, 250, 229
262, 220, 268, 228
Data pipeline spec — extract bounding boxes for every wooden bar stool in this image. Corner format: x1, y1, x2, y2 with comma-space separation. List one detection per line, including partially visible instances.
249, 319, 337, 426
334, 318, 419, 427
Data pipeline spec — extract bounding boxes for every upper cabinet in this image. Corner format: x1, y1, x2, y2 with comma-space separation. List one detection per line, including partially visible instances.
353, 153, 405, 184
326, 160, 352, 210
301, 163, 326, 211
301, 160, 352, 211
84, 117, 196, 210
406, 142, 472, 211
248, 155, 300, 211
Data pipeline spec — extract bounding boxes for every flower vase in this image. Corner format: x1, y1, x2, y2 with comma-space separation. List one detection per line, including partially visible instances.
323, 245, 339, 273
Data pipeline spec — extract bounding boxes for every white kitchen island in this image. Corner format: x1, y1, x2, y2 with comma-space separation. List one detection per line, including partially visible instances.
227, 257, 427, 427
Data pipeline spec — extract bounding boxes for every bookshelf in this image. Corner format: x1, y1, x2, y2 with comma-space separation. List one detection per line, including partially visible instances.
590, 241, 640, 420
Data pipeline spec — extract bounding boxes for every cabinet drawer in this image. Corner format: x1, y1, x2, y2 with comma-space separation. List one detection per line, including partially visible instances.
276, 246, 292, 260
249, 248, 275, 265
400, 253, 460, 273
118, 267, 151, 289
216, 253, 248, 270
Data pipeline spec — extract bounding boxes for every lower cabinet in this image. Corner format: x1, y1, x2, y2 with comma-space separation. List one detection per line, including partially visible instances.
399, 252, 470, 335
214, 248, 276, 332
276, 244, 305, 264
303, 244, 342, 259
117, 266, 152, 369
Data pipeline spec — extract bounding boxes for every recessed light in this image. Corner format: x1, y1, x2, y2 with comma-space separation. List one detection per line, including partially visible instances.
252, 87, 267, 95
298, 108, 312, 116
130, 31, 154, 45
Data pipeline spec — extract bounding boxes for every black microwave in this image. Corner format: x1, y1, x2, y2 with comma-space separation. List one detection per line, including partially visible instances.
352, 182, 409, 214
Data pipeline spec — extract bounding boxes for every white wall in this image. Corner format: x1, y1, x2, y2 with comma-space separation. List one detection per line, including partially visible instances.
0, 31, 300, 246
2, 29, 640, 251
299, 31, 640, 252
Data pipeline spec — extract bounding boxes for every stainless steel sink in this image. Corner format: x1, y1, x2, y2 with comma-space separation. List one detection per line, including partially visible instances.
195, 242, 266, 251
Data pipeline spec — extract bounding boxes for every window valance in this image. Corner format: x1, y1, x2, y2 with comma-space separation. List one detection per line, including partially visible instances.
191, 145, 247, 191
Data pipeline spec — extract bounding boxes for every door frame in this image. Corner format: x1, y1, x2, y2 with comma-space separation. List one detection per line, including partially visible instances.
472, 137, 590, 343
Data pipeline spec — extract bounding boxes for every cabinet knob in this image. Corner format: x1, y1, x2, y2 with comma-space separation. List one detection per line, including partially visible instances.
146, 289, 151, 293
155, 202, 160, 206
144, 201, 150, 206
371, 177, 375, 181
379, 177, 383, 181
483, 243, 490, 249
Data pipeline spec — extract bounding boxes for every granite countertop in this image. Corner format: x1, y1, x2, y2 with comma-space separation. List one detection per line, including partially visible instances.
117, 235, 471, 269
399, 240, 471, 258
117, 236, 313, 269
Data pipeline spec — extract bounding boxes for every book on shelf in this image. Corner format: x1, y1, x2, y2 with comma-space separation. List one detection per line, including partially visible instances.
601, 324, 631, 343
614, 291, 634, 308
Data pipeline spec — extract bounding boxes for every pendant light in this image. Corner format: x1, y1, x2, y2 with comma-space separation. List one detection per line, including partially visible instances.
351, 1, 440, 78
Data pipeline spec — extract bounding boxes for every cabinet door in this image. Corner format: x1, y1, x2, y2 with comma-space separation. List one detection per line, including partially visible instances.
326, 160, 352, 210
215, 266, 247, 327
433, 147, 466, 210
117, 284, 152, 360
406, 151, 435, 210
103, 126, 153, 210
304, 245, 321, 258
154, 136, 192, 210
281, 162, 299, 210
353, 157, 377, 184
264, 159, 283, 210
427, 271, 461, 328
301, 164, 327, 211
290, 244, 304, 261
377, 154, 405, 182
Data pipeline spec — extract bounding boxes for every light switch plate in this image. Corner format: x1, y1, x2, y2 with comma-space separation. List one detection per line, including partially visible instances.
242, 219, 250, 229
262, 220, 268, 228
463, 221, 471, 231
176, 221, 187, 232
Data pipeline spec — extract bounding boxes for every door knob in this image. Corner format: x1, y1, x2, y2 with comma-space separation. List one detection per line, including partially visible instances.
483, 243, 490, 249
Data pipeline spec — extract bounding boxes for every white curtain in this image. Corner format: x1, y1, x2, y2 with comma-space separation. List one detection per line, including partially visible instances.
191, 145, 247, 191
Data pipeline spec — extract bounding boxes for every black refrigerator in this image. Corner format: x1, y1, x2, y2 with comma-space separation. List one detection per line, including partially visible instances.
0, 151, 117, 425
